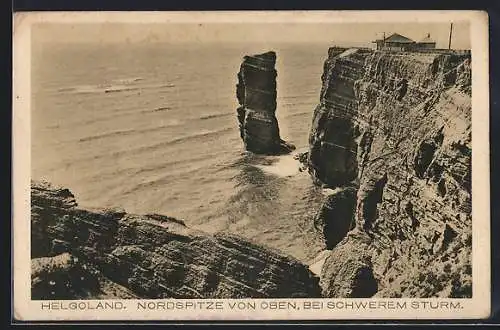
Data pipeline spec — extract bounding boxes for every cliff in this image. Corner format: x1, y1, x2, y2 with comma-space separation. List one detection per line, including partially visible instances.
236, 51, 295, 154
307, 48, 472, 298
31, 181, 321, 299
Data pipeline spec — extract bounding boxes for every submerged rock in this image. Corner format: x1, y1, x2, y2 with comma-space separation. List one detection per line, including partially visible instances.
307, 48, 472, 298
30, 181, 321, 299
236, 51, 295, 155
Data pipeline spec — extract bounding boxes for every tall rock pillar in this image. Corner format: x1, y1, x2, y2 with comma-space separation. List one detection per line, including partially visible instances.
236, 51, 295, 155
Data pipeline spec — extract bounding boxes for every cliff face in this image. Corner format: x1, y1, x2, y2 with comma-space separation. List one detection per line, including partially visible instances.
31, 181, 321, 299
308, 48, 472, 298
236, 51, 295, 154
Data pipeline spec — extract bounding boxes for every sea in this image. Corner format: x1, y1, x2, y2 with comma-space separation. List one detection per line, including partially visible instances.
31, 41, 339, 263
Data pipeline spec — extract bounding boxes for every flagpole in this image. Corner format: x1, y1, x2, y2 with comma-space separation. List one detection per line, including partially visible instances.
448, 23, 453, 50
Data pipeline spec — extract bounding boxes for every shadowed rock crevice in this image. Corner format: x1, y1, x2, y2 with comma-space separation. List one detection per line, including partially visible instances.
358, 173, 388, 232
414, 128, 445, 179
236, 51, 295, 155
350, 265, 379, 298
314, 187, 357, 249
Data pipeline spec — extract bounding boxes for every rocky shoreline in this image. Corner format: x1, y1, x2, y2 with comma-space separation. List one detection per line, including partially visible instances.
31, 47, 472, 299
31, 180, 321, 299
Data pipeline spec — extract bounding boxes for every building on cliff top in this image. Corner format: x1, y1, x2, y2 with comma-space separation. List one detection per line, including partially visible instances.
372, 33, 436, 51
417, 33, 437, 49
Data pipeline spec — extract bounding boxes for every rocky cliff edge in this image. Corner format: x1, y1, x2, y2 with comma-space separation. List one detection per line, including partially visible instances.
307, 48, 472, 298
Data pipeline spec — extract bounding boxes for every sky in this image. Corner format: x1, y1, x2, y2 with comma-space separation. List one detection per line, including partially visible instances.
32, 21, 471, 50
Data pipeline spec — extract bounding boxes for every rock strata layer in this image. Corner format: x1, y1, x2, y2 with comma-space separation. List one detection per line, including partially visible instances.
308, 48, 472, 298
31, 181, 320, 299
236, 51, 295, 154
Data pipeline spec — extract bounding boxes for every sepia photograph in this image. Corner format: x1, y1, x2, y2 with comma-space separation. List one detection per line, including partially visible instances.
13, 11, 490, 320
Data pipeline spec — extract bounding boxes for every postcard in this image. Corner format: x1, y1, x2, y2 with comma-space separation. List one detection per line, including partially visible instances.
12, 10, 490, 321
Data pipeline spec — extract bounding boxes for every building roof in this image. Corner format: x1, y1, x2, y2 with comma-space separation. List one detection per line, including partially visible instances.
384, 33, 415, 43
419, 33, 436, 43
372, 33, 416, 44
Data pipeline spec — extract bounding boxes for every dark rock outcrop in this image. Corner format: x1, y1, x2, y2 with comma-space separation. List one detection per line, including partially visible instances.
32, 252, 102, 300
307, 48, 472, 298
319, 231, 378, 298
313, 187, 357, 249
307, 47, 365, 187
236, 51, 295, 154
31, 181, 321, 299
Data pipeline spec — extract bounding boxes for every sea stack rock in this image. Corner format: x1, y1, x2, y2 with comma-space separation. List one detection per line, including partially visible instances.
236, 51, 295, 154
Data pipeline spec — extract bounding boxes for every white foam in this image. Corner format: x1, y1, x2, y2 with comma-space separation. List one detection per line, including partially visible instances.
112, 77, 144, 84
321, 187, 343, 196
255, 155, 300, 178
308, 250, 331, 276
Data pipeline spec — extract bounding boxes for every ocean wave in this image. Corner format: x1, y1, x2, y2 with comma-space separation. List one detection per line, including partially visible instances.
67, 105, 178, 127
72, 126, 235, 163
282, 111, 315, 118
73, 152, 218, 184
156, 127, 235, 148
56, 87, 77, 93
78, 128, 139, 142
112, 77, 144, 84
104, 86, 141, 94
55, 77, 176, 96
116, 161, 221, 198
67, 103, 228, 128
77, 121, 183, 143
56, 84, 140, 95
199, 113, 232, 120
280, 93, 316, 100
140, 106, 172, 113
